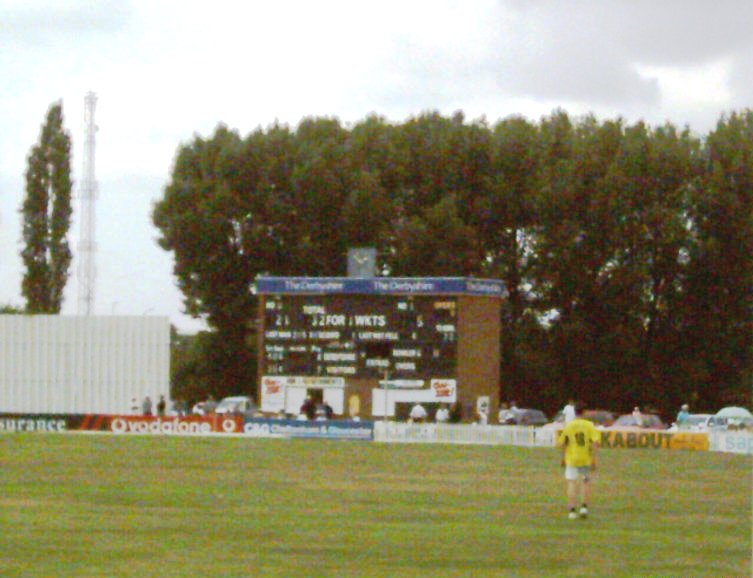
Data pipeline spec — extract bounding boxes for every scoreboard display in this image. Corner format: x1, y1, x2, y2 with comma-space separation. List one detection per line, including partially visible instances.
262, 295, 457, 380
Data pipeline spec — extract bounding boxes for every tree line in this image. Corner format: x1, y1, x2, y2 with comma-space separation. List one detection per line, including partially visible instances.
6, 104, 750, 418
154, 110, 752, 418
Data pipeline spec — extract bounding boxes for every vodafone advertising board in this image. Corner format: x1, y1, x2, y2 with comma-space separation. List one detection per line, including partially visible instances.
110, 415, 242, 435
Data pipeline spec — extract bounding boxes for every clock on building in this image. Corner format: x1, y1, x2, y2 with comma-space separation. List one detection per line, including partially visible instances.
347, 247, 377, 278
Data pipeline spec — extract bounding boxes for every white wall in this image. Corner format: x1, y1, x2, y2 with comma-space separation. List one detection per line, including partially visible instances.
0, 315, 170, 414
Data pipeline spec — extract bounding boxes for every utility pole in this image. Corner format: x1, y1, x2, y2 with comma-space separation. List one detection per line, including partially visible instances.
77, 91, 98, 316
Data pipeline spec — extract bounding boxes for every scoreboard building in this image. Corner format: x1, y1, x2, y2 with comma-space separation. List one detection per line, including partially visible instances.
255, 277, 506, 421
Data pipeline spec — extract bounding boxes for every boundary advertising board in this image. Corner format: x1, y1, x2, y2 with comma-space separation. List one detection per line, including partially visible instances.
0, 413, 373, 440
243, 418, 373, 440
709, 430, 753, 454
598, 429, 709, 451
0, 414, 243, 435
5, 414, 746, 454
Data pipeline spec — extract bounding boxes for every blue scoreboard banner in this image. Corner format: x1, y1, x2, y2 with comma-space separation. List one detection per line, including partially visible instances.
255, 277, 506, 297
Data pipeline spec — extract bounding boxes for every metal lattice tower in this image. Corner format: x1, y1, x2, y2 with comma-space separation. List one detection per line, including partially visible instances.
77, 91, 98, 316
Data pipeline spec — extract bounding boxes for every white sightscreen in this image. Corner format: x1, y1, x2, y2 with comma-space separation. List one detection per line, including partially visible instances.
0, 316, 170, 414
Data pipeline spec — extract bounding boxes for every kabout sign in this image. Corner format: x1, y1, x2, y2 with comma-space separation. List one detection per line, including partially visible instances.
598, 430, 709, 451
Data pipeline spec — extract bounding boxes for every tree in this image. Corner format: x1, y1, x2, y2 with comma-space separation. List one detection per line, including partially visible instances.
154, 125, 263, 395
482, 115, 543, 404
170, 328, 258, 405
599, 122, 700, 412
20, 102, 73, 313
388, 194, 479, 276
681, 111, 753, 408
288, 117, 353, 275
154, 110, 752, 417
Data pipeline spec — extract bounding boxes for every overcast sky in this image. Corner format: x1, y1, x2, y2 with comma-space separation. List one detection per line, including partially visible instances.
1, 0, 752, 333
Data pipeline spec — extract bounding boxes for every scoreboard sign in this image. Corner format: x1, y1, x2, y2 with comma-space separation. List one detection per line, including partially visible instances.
256, 276, 505, 297
256, 277, 505, 419
262, 294, 458, 382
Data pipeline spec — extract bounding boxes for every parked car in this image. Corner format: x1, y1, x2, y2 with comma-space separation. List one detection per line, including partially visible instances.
709, 407, 753, 431
215, 396, 257, 416
707, 415, 753, 431
499, 408, 548, 426
668, 413, 714, 432
610, 413, 667, 429
582, 410, 616, 427
542, 409, 616, 429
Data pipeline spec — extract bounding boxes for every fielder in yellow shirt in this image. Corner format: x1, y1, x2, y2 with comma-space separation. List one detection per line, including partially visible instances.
557, 405, 600, 519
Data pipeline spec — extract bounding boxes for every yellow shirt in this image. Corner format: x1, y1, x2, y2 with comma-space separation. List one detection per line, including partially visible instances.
557, 418, 600, 467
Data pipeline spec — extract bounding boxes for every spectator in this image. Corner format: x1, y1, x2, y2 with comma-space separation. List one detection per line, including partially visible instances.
498, 403, 511, 424
300, 396, 316, 420
142, 396, 152, 417
563, 399, 576, 424
409, 403, 427, 423
203, 395, 217, 414
156, 395, 167, 417
316, 400, 334, 420
173, 399, 187, 417
449, 401, 463, 423
676, 404, 690, 427
632, 406, 643, 427
435, 404, 450, 424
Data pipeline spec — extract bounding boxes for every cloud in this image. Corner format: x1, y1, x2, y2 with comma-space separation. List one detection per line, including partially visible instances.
728, 50, 753, 112
608, 0, 753, 66
470, 0, 753, 112
2, 1, 133, 42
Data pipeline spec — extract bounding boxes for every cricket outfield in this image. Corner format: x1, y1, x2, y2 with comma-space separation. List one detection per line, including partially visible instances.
1, 434, 750, 577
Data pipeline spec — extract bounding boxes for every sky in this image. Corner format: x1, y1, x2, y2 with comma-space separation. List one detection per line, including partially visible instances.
1, 0, 752, 333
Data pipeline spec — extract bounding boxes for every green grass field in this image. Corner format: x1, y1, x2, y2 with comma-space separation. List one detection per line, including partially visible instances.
1, 433, 750, 578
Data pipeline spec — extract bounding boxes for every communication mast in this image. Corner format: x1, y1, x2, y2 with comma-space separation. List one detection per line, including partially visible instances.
77, 91, 98, 316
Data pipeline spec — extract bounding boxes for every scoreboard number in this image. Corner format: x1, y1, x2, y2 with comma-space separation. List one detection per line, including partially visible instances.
263, 295, 457, 379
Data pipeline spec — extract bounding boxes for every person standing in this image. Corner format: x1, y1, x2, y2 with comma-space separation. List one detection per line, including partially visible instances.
142, 396, 153, 417
203, 395, 217, 415
476, 407, 488, 425
300, 396, 316, 420
632, 406, 643, 427
409, 403, 427, 423
497, 402, 510, 424
562, 400, 576, 424
557, 405, 600, 519
448, 401, 463, 423
435, 404, 450, 424
676, 404, 690, 428
156, 395, 167, 417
